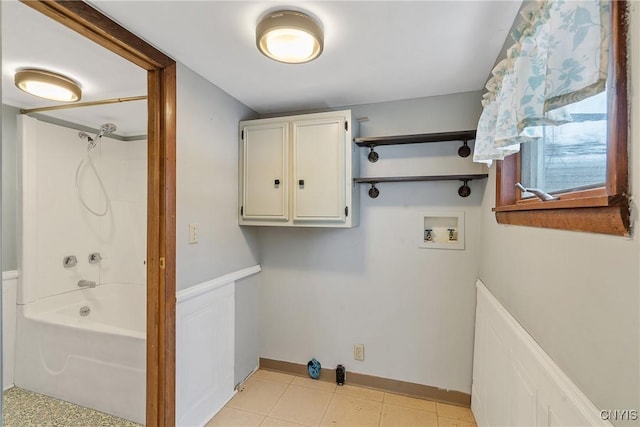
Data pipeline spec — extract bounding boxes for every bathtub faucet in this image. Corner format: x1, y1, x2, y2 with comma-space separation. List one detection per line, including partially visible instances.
78, 280, 96, 288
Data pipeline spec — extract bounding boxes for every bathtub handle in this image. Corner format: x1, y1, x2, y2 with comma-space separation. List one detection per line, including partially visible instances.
63, 255, 78, 268
78, 280, 96, 288
88, 252, 102, 264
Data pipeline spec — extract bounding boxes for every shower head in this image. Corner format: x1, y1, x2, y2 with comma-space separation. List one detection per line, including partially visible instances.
98, 123, 117, 137
78, 123, 117, 149
78, 131, 93, 142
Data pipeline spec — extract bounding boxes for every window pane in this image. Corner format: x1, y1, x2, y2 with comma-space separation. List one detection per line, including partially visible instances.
521, 91, 607, 196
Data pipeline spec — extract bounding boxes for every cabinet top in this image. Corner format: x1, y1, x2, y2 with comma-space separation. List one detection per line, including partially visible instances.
240, 109, 352, 126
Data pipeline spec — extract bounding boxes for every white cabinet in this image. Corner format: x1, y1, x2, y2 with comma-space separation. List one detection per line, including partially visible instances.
242, 121, 289, 221
239, 110, 358, 227
292, 116, 345, 222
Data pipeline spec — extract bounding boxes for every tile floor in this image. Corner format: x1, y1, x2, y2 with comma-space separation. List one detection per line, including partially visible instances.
2, 387, 141, 427
207, 370, 477, 427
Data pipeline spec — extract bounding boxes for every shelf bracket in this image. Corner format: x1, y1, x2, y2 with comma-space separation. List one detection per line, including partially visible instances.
458, 140, 471, 158
368, 183, 380, 198
458, 180, 471, 197
367, 145, 379, 163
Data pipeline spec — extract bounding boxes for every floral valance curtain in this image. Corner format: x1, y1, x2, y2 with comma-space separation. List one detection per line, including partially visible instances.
473, 0, 610, 165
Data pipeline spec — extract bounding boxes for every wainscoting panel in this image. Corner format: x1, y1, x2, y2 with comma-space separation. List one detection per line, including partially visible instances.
176, 265, 261, 427
472, 279, 611, 427
2, 271, 18, 391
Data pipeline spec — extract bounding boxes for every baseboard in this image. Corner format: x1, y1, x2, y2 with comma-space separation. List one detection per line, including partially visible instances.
259, 358, 470, 408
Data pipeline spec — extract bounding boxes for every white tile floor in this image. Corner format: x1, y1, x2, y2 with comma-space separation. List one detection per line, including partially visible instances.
207, 370, 477, 427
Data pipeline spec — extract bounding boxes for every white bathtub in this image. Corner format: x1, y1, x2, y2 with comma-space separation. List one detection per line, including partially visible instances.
14, 283, 146, 424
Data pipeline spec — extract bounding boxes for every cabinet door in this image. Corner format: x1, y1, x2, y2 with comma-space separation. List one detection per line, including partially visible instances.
293, 117, 346, 222
242, 122, 289, 221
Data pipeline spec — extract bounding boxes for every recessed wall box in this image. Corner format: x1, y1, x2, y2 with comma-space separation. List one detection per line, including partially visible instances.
418, 211, 465, 250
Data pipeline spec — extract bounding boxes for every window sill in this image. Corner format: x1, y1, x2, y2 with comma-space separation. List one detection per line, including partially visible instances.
494, 202, 630, 236
493, 191, 627, 212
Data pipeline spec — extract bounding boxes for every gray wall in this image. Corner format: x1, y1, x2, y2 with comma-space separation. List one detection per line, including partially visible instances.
176, 63, 262, 384
176, 63, 260, 290
477, 5, 640, 423
234, 273, 260, 385
2, 105, 18, 272
257, 91, 486, 393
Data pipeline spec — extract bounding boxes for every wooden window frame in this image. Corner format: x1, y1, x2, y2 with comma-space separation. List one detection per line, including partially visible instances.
21, 1, 177, 425
494, 0, 629, 236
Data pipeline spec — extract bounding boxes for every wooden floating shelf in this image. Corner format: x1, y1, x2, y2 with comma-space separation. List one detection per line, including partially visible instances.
355, 130, 477, 162
353, 174, 487, 184
354, 130, 477, 147
353, 174, 488, 198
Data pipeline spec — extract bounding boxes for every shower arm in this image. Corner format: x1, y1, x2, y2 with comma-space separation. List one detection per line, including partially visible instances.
19, 95, 146, 115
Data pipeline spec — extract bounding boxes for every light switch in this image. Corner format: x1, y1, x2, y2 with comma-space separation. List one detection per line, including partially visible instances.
189, 223, 199, 244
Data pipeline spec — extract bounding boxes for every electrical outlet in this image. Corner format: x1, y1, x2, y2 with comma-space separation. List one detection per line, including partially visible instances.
189, 223, 199, 244
354, 344, 364, 361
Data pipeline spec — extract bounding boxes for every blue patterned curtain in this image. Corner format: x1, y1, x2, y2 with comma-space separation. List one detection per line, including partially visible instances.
473, 0, 610, 165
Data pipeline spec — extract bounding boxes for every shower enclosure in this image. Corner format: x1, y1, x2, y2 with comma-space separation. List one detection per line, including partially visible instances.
14, 116, 147, 423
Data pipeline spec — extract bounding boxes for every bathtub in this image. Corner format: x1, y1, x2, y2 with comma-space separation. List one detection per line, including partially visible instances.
14, 282, 146, 424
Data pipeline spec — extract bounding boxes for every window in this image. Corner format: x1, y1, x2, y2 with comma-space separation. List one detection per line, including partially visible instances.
520, 91, 608, 196
494, 0, 629, 236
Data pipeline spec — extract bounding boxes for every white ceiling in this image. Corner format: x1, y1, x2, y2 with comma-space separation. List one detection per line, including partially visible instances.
89, 1, 522, 115
1, 1, 147, 136
2, 1, 522, 132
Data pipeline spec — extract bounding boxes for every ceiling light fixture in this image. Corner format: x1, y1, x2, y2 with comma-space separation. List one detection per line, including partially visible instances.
14, 68, 82, 102
256, 10, 323, 64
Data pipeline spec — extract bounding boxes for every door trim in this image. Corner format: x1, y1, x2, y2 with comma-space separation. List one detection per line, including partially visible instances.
20, 2, 177, 425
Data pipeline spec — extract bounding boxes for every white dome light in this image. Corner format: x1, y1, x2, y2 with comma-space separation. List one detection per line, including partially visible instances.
257, 10, 323, 64
15, 68, 82, 102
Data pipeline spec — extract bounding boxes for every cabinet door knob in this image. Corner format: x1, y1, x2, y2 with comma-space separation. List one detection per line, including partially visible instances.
299, 179, 305, 186
274, 179, 280, 185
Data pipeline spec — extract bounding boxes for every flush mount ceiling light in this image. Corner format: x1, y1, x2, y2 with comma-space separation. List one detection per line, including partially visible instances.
256, 10, 323, 64
14, 68, 82, 102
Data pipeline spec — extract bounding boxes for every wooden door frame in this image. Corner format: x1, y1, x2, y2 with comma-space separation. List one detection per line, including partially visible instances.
20, 1, 177, 425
